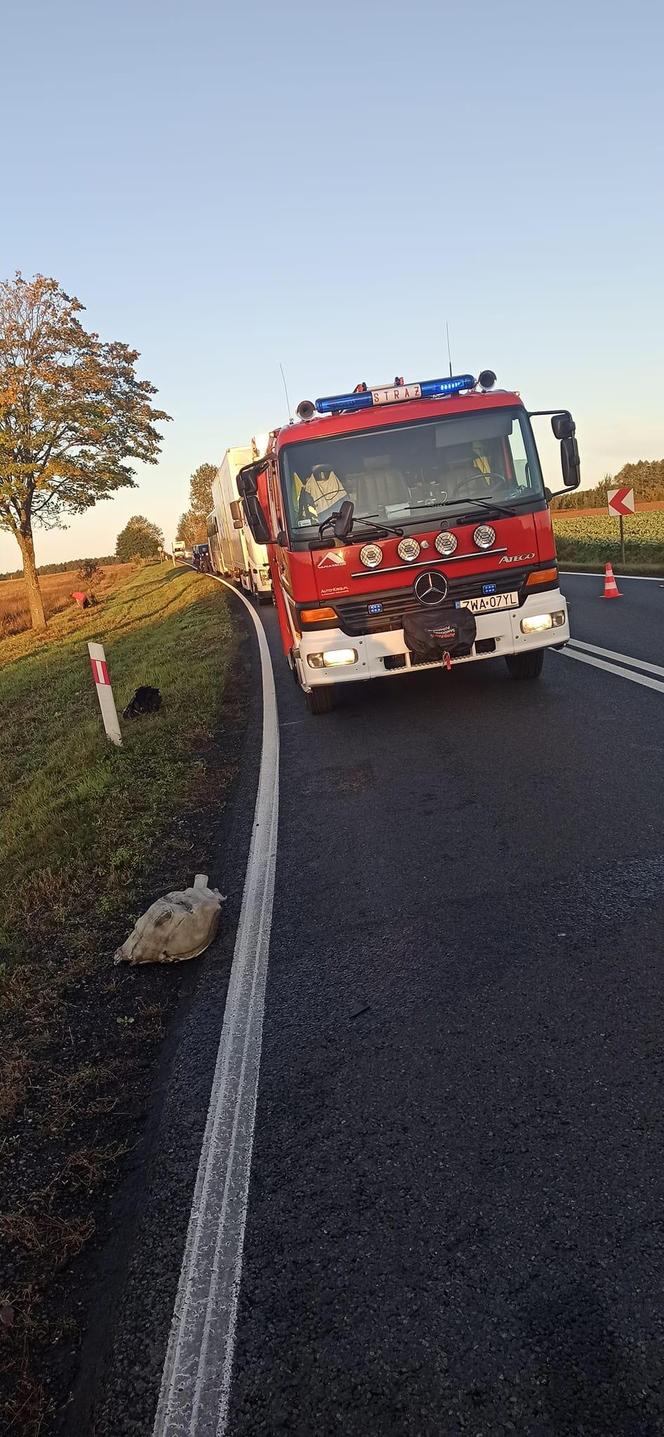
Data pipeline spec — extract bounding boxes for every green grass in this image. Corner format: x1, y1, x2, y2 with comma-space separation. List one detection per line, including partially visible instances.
0, 562, 248, 1435
553, 510, 664, 573
0, 562, 241, 969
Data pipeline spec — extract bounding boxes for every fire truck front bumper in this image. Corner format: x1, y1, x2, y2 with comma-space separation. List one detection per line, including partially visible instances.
294, 589, 570, 689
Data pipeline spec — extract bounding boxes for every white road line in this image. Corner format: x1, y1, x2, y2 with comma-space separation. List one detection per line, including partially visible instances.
561, 570, 664, 583
560, 646, 664, 695
568, 638, 664, 680
154, 575, 279, 1437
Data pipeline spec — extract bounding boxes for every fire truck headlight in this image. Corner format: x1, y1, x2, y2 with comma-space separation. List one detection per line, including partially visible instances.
521, 609, 566, 634
473, 525, 496, 550
308, 648, 358, 668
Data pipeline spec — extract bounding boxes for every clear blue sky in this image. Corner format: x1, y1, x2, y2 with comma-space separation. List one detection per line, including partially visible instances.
1, 0, 663, 570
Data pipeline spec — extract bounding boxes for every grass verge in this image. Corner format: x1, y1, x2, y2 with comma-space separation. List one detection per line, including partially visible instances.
0, 563, 249, 1433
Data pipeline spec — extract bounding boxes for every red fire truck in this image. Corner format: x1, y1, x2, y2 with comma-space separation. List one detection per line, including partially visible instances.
237, 370, 580, 714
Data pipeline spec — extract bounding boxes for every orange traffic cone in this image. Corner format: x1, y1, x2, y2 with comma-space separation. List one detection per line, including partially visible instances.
601, 562, 622, 599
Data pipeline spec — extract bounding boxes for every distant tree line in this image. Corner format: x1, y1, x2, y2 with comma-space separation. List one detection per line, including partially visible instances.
553, 459, 664, 509
0, 554, 124, 582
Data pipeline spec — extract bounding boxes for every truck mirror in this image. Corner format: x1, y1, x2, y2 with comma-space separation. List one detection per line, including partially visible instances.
243, 494, 271, 546
230, 499, 244, 530
561, 432, 581, 489
237, 458, 268, 498
551, 412, 574, 441
334, 499, 355, 540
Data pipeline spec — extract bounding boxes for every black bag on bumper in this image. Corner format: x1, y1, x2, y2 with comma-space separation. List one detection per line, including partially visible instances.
403, 607, 477, 662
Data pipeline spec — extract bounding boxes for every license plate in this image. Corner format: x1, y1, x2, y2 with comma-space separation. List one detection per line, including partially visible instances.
456, 590, 518, 614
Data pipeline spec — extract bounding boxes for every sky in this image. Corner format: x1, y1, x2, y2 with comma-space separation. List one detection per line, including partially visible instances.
1, 0, 663, 571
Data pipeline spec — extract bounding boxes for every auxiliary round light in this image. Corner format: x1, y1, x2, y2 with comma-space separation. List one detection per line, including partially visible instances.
359, 543, 383, 569
397, 537, 420, 562
435, 530, 458, 557
473, 525, 496, 550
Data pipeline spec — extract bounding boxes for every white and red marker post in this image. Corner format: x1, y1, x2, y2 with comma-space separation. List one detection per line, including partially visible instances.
607, 486, 635, 566
88, 641, 122, 746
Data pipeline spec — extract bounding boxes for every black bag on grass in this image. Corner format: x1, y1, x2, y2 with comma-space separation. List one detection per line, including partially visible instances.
403, 607, 477, 662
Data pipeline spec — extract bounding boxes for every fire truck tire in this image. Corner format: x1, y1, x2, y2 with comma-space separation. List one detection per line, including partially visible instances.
505, 650, 545, 680
305, 685, 335, 715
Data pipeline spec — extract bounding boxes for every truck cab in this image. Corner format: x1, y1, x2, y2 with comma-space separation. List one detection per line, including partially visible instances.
238, 371, 580, 713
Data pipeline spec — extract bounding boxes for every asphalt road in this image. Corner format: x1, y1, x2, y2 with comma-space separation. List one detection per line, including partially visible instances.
563, 571, 664, 669
84, 573, 664, 1437
223, 574, 664, 1435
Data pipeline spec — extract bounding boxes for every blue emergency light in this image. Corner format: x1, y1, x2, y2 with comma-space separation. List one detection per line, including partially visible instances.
420, 375, 477, 399
314, 374, 476, 415
315, 388, 374, 414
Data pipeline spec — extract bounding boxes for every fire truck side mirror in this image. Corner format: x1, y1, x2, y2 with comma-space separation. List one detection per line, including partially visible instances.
550, 412, 581, 489
237, 460, 272, 542
560, 433, 581, 489
237, 460, 267, 498
237, 471, 255, 498
551, 412, 574, 441
242, 494, 271, 545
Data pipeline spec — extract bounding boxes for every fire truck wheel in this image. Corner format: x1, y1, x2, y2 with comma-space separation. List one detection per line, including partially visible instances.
505, 650, 545, 680
305, 685, 335, 715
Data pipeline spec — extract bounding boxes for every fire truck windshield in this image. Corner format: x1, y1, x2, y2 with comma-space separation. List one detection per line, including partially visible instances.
280, 407, 544, 537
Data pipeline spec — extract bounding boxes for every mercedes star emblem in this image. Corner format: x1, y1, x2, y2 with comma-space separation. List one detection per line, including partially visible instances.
414, 570, 448, 606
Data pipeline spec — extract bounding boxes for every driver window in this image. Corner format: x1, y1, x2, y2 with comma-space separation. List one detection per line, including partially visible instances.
266, 464, 283, 537
507, 422, 531, 490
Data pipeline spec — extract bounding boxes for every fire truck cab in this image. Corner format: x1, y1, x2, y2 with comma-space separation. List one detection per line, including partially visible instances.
238, 370, 580, 714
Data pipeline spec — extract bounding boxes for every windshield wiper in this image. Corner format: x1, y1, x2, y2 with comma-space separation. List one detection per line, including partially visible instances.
316, 507, 404, 542
377, 495, 519, 522
443, 495, 517, 518
352, 511, 405, 538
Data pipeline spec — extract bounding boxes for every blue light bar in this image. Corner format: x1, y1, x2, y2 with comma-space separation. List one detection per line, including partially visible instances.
315, 373, 476, 415
315, 389, 374, 414
420, 374, 476, 398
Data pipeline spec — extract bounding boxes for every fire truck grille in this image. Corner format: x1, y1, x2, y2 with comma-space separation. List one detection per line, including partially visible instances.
334, 569, 530, 636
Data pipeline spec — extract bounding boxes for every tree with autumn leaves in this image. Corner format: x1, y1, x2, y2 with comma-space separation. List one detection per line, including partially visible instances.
177, 461, 217, 548
0, 273, 170, 628
115, 514, 164, 561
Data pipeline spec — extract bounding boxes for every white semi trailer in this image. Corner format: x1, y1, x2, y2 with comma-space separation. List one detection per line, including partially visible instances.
207, 443, 272, 599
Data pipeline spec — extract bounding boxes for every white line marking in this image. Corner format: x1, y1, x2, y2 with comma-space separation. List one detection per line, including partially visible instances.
561, 570, 664, 583
153, 575, 279, 1437
560, 646, 664, 695
568, 639, 664, 680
